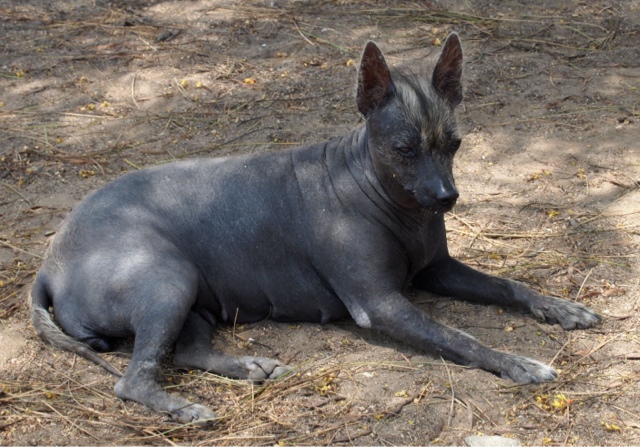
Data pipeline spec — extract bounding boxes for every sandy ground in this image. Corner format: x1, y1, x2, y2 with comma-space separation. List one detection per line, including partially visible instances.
1, 0, 639, 445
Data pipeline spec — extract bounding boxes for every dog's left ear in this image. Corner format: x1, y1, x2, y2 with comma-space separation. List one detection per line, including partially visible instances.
357, 41, 396, 117
432, 32, 463, 107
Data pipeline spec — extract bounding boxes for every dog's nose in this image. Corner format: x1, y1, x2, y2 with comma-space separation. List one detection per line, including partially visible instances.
436, 189, 459, 208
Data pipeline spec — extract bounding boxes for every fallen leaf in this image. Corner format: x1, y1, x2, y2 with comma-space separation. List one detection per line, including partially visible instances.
602, 421, 621, 432
603, 287, 625, 296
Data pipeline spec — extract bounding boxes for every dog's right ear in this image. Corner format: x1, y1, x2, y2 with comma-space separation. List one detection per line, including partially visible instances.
357, 42, 395, 117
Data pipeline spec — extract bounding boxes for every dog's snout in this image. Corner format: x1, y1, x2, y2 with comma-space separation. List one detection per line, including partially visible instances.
436, 188, 459, 208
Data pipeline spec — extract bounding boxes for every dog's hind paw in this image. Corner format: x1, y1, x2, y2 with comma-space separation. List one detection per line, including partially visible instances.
500, 355, 558, 384
239, 356, 293, 382
173, 403, 217, 425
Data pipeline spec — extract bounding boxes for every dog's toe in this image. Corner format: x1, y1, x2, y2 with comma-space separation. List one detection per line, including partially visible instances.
240, 356, 292, 382
271, 365, 293, 378
539, 296, 601, 330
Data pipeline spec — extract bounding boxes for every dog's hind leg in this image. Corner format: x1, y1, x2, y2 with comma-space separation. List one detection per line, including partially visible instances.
173, 310, 291, 381
113, 273, 217, 424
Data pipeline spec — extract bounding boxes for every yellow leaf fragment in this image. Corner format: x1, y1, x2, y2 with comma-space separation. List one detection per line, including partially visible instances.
547, 210, 559, 219
243, 77, 256, 85
551, 393, 571, 411
395, 389, 409, 398
536, 393, 573, 413
602, 421, 621, 432
315, 373, 338, 396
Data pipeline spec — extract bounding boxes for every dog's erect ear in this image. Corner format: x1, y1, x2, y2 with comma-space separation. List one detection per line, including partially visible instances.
432, 32, 463, 107
357, 41, 395, 117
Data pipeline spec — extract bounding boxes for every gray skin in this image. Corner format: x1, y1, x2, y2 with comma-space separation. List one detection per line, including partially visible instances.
31, 33, 600, 424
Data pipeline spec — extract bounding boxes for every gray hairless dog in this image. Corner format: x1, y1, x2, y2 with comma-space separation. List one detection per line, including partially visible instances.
31, 33, 600, 424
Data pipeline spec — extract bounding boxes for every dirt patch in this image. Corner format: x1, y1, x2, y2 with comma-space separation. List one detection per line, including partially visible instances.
1, 0, 639, 445
0, 321, 27, 365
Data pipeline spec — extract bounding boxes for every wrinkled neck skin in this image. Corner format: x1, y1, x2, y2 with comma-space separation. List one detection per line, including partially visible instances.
336, 125, 439, 231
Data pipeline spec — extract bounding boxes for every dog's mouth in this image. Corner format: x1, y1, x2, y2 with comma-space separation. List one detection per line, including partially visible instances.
428, 201, 456, 214
413, 193, 458, 214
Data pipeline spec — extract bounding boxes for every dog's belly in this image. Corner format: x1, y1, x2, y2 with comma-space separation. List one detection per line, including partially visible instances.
200, 275, 351, 325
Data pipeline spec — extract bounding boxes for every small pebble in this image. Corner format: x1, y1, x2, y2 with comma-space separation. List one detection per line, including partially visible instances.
464, 435, 522, 447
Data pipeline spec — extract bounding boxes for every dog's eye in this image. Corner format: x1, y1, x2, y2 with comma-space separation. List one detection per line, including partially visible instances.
395, 146, 415, 157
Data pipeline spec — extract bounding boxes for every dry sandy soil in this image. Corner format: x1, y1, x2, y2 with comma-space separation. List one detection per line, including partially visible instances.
1, 0, 639, 445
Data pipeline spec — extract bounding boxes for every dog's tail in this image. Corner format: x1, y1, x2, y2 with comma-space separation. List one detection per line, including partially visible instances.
30, 272, 123, 377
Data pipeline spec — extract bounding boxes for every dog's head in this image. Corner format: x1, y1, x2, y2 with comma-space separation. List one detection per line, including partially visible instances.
357, 33, 463, 213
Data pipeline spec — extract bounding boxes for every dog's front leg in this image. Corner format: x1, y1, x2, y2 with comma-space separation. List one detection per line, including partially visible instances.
413, 255, 601, 330
353, 293, 558, 383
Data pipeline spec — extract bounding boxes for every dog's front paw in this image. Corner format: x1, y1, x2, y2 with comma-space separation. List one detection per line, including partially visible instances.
534, 295, 601, 330
500, 355, 558, 384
